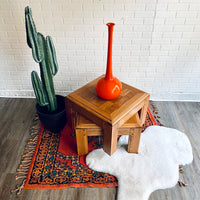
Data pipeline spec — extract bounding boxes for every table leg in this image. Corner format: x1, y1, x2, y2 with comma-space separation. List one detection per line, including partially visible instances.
139, 96, 150, 125
76, 129, 88, 155
103, 124, 118, 156
65, 98, 74, 129
128, 127, 142, 153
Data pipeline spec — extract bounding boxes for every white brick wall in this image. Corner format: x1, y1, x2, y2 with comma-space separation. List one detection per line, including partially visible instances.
0, 0, 200, 101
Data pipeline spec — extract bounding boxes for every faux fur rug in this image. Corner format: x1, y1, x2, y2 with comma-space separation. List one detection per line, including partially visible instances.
86, 126, 193, 200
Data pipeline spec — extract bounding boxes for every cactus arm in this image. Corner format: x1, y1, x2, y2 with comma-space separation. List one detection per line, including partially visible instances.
25, 7, 32, 48
25, 6, 32, 16
25, 10, 42, 63
37, 33, 57, 112
31, 71, 50, 109
46, 36, 58, 76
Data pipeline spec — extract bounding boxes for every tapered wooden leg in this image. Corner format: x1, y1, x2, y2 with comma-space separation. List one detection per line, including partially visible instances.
103, 124, 118, 156
139, 96, 150, 125
65, 98, 74, 129
128, 128, 142, 153
76, 129, 88, 155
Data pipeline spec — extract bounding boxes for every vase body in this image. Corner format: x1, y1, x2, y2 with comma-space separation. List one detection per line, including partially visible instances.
96, 23, 122, 100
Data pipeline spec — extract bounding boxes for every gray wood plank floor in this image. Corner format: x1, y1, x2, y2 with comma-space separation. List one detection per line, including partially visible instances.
0, 98, 199, 200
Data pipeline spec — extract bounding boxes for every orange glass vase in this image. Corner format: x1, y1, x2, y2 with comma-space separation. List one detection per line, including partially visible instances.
96, 23, 122, 100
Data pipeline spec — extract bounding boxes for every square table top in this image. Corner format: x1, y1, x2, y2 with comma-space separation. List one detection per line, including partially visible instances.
66, 75, 149, 125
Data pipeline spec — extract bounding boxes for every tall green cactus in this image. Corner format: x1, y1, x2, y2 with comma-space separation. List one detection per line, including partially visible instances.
25, 6, 58, 112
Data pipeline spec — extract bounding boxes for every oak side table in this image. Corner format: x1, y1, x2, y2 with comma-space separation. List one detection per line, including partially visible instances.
65, 75, 150, 156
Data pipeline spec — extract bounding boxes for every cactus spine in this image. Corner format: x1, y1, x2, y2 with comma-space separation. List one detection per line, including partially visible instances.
25, 6, 58, 112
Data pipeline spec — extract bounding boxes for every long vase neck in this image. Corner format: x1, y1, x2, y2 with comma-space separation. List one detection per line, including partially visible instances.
105, 23, 115, 80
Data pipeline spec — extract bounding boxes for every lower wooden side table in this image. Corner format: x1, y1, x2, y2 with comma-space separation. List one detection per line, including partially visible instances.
75, 113, 143, 156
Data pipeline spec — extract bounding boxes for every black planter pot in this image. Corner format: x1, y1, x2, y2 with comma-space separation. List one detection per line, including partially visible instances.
36, 95, 67, 132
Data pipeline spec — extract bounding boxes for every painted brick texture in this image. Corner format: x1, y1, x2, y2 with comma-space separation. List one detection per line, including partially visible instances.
0, 0, 200, 101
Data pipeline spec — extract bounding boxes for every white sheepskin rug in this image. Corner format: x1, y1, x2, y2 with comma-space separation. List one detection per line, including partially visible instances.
86, 126, 193, 200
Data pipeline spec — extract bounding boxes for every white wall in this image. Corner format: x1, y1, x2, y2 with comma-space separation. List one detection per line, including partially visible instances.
0, 0, 200, 101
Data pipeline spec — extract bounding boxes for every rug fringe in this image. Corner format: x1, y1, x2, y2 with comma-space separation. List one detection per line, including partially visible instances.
178, 165, 188, 187
178, 179, 188, 187
11, 114, 40, 195
11, 179, 26, 195
179, 165, 184, 173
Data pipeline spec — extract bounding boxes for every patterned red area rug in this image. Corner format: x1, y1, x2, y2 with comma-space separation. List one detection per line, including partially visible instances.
14, 104, 159, 194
